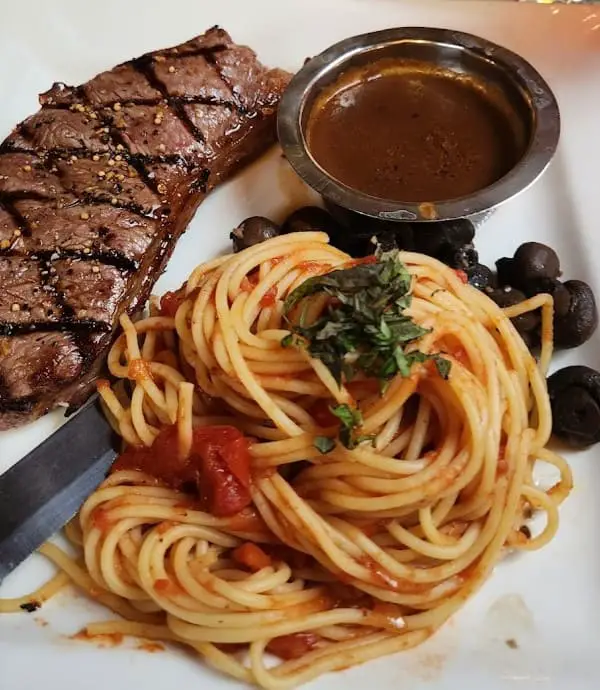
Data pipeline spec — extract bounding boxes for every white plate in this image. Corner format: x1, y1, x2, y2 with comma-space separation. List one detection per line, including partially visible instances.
1, 1, 600, 688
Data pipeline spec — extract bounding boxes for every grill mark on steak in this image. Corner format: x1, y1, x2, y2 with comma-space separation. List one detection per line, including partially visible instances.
12, 196, 157, 269
131, 56, 213, 155
0, 27, 290, 427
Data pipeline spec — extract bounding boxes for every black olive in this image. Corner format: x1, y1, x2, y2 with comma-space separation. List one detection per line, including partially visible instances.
495, 257, 516, 287
521, 275, 556, 298
301, 202, 376, 255
438, 219, 475, 247
552, 283, 572, 319
414, 220, 475, 259
439, 243, 479, 271
281, 206, 338, 235
391, 224, 416, 252
515, 312, 541, 336
547, 365, 600, 447
521, 277, 571, 318
488, 287, 526, 309
513, 242, 561, 286
519, 328, 539, 351
230, 216, 280, 252
413, 224, 446, 257
488, 287, 539, 333
467, 263, 495, 291
554, 279, 598, 349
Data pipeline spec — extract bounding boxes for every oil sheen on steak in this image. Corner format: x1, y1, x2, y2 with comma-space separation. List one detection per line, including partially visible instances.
0, 26, 290, 429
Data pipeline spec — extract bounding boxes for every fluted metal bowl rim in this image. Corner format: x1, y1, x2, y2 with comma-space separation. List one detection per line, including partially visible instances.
277, 27, 561, 222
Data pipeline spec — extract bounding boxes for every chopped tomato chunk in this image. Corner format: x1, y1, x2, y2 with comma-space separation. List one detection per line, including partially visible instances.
160, 290, 184, 317
232, 543, 272, 572
91, 508, 112, 532
241, 273, 260, 292
298, 260, 326, 273
454, 269, 468, 284
113, 425, 252, 517
153, 579, 171, 593
346, 255, 377, 267
259, 286, 278, 307
267, 633, 323, 660
309, 399, 338, 428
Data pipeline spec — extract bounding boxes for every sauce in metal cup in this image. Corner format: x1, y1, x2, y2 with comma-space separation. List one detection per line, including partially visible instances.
278, 28, 560, 224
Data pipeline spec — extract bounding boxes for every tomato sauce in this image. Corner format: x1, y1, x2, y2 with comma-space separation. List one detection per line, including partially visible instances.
160, 289, 185, 317
153, 578, 184, 596
347, 255, 377, 267
226, 507, 267, 534
309, 399, 338, 428
72, 630, 124, 647
128, 359, 153, 381
136, 642, 165, 653
297, 260, 327, 273
91, 508, 113, 532
325, 582, 372, 609
454, 269, 469, 284
359, 556, 400, 589
232, 543, 272, 572
241, 273, 260, 293
113, 425, 253, 517
266, 633, 323, 660
267, 545, 312, 571
441, 340, 469, 366
497, 442, 508, 476
346, 380, 379, 399
259, 286, 278, 308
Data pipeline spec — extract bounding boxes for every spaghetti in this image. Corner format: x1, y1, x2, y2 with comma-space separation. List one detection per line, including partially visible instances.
0, 231, 572, 689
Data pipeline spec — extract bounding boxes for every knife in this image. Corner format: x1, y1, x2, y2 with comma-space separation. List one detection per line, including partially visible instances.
0, 399, 116, 582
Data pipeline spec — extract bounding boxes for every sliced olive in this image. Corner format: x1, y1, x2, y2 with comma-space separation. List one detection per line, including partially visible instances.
488, 287, 539, 333
281, 206, 338, 235
467, 264, 495, 291
231, 216, 280, 252
513, 242, 561, 285
547, 365, 600, 447
554, 279, 598, 349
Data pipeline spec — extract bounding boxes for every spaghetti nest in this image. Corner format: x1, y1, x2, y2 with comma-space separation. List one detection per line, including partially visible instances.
3, 232, 572, 689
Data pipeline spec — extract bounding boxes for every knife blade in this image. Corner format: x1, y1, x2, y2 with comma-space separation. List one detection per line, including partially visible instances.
0, 400, 116, 582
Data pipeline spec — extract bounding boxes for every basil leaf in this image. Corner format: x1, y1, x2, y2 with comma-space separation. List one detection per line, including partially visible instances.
434, 356, 452, 380
330, 403, 362, 429
281, 249, 451, 448
314, 436, 336, 454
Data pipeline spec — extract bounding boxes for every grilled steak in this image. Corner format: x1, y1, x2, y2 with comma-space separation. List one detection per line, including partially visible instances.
0, 27, 290, 429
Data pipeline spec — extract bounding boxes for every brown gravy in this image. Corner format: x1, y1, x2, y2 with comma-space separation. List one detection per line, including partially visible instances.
306, 60, 524, 202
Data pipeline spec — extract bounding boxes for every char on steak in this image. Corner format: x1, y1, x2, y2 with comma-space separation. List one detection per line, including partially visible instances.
0, 26, 290, 429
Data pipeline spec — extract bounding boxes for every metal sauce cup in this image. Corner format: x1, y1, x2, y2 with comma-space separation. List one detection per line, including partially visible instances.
278, 27, 560, 225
